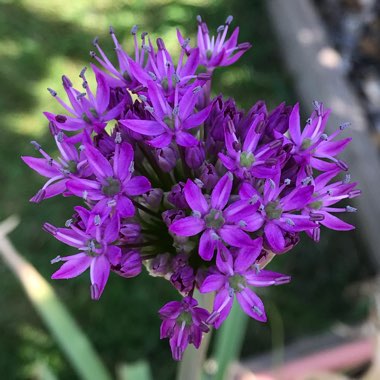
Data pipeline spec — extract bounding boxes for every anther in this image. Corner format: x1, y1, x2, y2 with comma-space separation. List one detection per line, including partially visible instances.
31, 141, 41, 151
107, 199, 117, 207
172, 73, 180, 84
238, 220, 247, 228
196, 15, 202, 24
181, 38, 190, 49
47, 88, 57, 97
139, 94, 147, 102
269, 179, 275, 189
301, 176, 312, 185
320, 133, 328, 140
144, 105, 154, 113
90, 51, 96, 58
346, 205, 357, 213
51, 255, 62, 264
115, 132, 122, 144
65, 219, 73, 227
79, 67, 87, 79
343, 174, 351, 184
131, 25, 138, 35
82, 190, 88, 200
148, 71, 157, 80
285, 218, 295, 226
252, 306, 263, 316
172, 106, 179, 116
284, 178, 291, 185
141, 31, 148, 39
217, 25, 225, 33
192, 210, 201, 218
194, 178, 204, 188
192, 86, 202, 93
340, 122, 351, 130
57, 131, 64, 143
94, 215, 101, 226
109, 26, 115, 34
225, 15, 233, 25
92, 36, 99, 46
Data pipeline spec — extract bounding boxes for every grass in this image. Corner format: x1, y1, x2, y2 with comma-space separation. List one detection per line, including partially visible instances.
0, 0, 373, 378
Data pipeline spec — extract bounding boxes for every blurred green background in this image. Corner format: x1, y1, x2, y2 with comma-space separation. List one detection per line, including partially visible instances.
0, 0, 373, 379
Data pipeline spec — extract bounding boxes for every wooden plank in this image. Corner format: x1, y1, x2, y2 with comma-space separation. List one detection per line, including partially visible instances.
266, 0, 380, 268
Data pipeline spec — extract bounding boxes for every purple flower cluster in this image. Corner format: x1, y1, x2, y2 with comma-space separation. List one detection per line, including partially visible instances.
23, 16, 360, 360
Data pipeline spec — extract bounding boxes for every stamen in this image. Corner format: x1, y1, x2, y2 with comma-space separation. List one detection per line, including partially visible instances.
253, 306, 263, 316
82, 190, 88, 200
115, 132, 122, 144
94, 215, 101, 225
302, 176, 312, 185
225, 15, 233, 25
92, 36, 99, 46
343, 174, 351, 184
284, 178, 291, 185
31, 141, 41, 151
196, 15, 202, 24
340, 122, 351, 130
131, 25, 138, 35
346, 205, 357, 213
65, 219, 73, 227
217, 25, 225, 33
47, 88, 57, 97
50, 255, 62, 264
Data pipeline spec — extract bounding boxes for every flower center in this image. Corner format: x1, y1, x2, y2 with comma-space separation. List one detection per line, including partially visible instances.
86, 239, 101, 257
205, 209, 225, 229
102, 177, 121, 196
301, 138, 312, 150
228, 274, 246, 292
164, 116, 175, 130
309, 200, 323, 210
177, 311, 193, 326
264, 201, 282, 220
239, 151, 255, 168
66, 160, 78, 174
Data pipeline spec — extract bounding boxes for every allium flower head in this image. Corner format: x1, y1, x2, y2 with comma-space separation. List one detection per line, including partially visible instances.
24, 15, 360, 360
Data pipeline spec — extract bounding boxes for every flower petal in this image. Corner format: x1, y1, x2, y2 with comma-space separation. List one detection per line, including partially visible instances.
51, 253, 91, 279
211, 172, 233, 210
234, 237, 263, 272
119, 119, 166, 136
169, 216, 205, 237
264, 222, 285, 253
236, 288, 267, 322
124, 176, 151, 196
184, 180, 209, 214
84, 143, 113, 180
199, 229, 217, 261
90, 254, 111, 300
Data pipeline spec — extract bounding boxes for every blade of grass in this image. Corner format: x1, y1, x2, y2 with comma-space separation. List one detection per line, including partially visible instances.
0, 216, 112, 380
210, 301, 249, 380
117, 361, 153, 380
